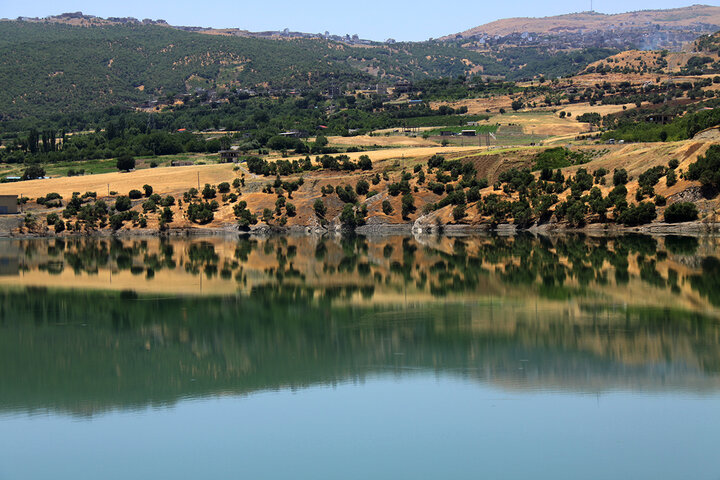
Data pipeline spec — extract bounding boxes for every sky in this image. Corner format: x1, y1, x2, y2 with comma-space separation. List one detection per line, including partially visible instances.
1, 0, 712, 41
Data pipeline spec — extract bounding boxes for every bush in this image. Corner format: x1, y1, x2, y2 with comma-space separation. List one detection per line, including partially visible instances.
666, 169, 677, 187
452, 204, 466, 221
202, 184, 216, 199
22, 165, 46, 180
618, 202, 656, 226
114, 196, 132, 212
340, 204, 356, 227
116, 155, 135, 172
687, 144, 720, 197
128, 189, 143, 200
401, 193, 415, 220
613, 168, 628, 186
356, 179, 370, 196
664, 202, 699, 223
143, 184, 153, 197
218, 182, 231, 193
54, 219, 65, 233
382, 200, 393, 215
358, 155, 373, 171
336, 185, 357, 203
187, 202, 214, 224
313, 199, 326, 217
160, 195, 175, 207
286, 202, 296, 217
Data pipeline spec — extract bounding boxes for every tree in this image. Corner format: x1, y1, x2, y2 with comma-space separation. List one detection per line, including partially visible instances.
664, 202, 698, 223
202, 184, 217, 199
116, 155, 135, 172
356, 179, 370, 196
613, 168, 628, 186
382, 200, 393, 215
401, 193, 415, 220
114, 196, 132, 212
313, 199, 326, 217
340, 204, 356, 227
143, 184, 153, 197
687, 144, 720, 197
160, 207, 174, 224
358, 155, 373, 171
22, 165, 45, 180
128, 189, 143, 200
187, 202, 214, 224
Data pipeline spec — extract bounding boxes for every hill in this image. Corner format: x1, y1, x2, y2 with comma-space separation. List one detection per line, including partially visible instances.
0, 21, 503, 121
446, 5, 720, 50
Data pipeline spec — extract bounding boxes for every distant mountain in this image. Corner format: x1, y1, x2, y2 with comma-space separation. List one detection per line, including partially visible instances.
445, 4, 720, 51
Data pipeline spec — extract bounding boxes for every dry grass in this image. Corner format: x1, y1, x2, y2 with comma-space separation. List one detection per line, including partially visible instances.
559, 103, 637, 117
0, 163, 239, 200
327, 135, 438, 147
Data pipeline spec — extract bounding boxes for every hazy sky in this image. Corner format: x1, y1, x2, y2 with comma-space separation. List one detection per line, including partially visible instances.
2, 1, 709, 41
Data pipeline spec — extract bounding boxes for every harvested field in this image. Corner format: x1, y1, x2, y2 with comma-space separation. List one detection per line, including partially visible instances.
560, 103, 638, 117
487, 112, 588, 136
327, 135, 438, 147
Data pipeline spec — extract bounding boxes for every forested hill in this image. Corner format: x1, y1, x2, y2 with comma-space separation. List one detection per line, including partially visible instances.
0, 21, 618, 123
0, 21, 503, 121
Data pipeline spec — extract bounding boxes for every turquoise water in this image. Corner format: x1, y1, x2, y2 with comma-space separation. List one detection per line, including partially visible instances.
0, 235, 719, 479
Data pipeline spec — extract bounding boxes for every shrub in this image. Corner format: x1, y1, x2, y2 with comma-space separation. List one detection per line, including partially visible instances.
160, 196, 175, 207
618, 202, 656, 226
160, 207, 174, 224
46, 213, 59, 226
143, 184, 153, 197
401, 193, 415, 220
142, 199, 157, 213
664, 202, 699, 223
286, 202, 296, 217
687, 144, 720, 197
358, 155, 373, 171
313, 199, 326, 217
613, 168, 628, 186
54, 219, 65, 233
116, 155, 135, 172
128, 189, 143, 200
340, 204, 356, 227
218, 182, 231, 193
666, 169, 677, 187
114, 196, 132, 212
187, 202, 215, 224
22, 165, 46, 180
336, 185, 357, 203
356, 179, 370, 196
382, 200, 393, 215
452, 204, 466, 221
202, 184, 216, 199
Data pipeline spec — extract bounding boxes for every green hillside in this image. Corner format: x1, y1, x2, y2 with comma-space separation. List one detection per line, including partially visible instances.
0, 22, 502, 121
0, 21, 616, 123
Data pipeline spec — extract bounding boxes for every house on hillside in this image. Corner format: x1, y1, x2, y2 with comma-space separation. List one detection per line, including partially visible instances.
0, 195, 18, 214
219, 150, 241, 163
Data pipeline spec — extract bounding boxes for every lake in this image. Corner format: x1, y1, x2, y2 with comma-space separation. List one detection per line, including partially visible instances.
1, 234, 719, 479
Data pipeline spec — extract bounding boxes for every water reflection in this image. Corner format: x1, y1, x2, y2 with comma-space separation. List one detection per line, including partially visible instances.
0, 234, 719, 417
2, 234, 720, 310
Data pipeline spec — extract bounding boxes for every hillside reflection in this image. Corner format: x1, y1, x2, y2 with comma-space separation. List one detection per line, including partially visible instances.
1, 234, 719, 416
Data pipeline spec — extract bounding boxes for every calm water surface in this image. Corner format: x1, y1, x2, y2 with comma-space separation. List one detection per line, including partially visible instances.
0, 234, 719, 479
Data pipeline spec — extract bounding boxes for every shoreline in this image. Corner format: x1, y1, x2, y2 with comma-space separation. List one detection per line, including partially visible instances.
2, 217, 719, 239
